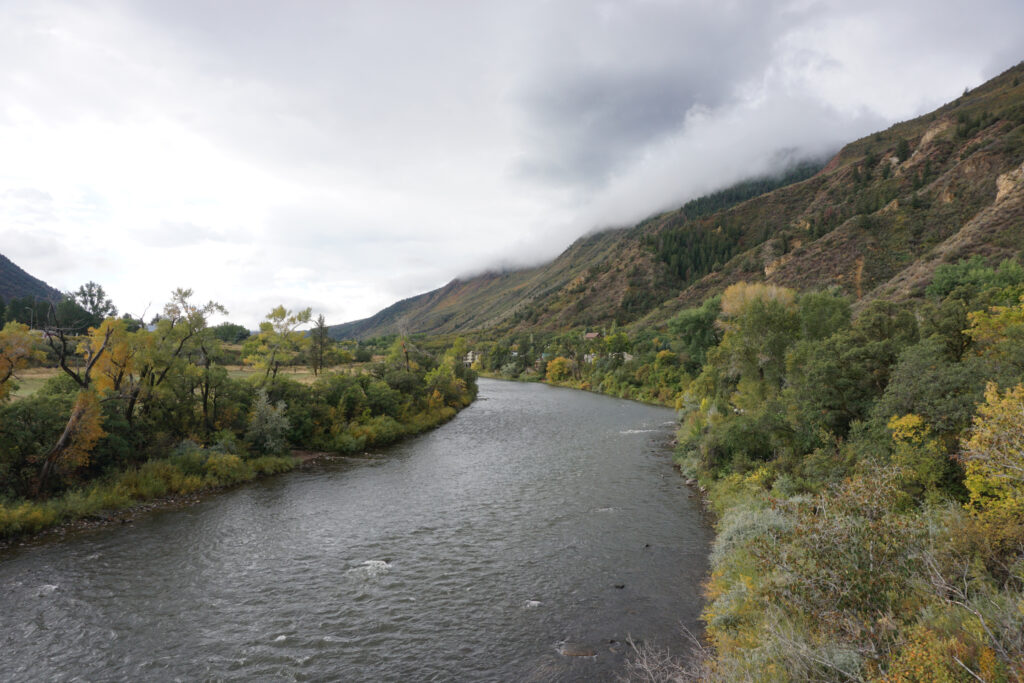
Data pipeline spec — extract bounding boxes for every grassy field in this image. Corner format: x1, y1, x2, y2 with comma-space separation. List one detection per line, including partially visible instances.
8, 367, 60, 399
224, 363, 371, 384
9, 363, 374, 399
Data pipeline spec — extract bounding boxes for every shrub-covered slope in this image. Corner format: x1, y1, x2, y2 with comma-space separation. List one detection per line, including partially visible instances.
0, 253, 63, 303
335, 61, 1024, 340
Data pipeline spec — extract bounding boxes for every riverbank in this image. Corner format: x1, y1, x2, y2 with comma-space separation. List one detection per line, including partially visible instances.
0, 377, 711, 681
0, 452, 298, 547
0, 450, 350, 551
478, 370, 677, 409
0, 397, 474, 546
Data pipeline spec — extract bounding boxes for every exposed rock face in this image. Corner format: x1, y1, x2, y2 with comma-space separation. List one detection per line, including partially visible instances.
996, 163, 1024, 202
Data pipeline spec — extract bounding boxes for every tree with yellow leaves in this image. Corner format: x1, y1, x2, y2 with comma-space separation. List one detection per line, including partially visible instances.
0, 321, 44, 402
888, 413, 963, 502
35, 389, 106, 495
961, 382, 1024, 524
244, 305, 312, 383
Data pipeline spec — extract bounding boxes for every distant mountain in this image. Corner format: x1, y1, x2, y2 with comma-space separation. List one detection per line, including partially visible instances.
0, 253, 63, 303
334, 61, 1024, 340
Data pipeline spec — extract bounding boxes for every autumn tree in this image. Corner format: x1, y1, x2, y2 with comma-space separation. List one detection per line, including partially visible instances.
961, 382, 1024, 525
707, 282, 799, 402
245, 305, 312, 382
545, 356, 573, 382
35, 389, 106, 496
0, 321, 44, 402
113, 289, 226, 425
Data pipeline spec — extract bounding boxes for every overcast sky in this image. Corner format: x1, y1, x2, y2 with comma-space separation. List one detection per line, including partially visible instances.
1, 1, 1022, 327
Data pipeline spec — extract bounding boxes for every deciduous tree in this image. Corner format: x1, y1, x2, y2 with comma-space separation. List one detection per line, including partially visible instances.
0, 321, 44, 402
70, 281, 118, 327
962, 382, 1024, 523
245, 305, 312, 382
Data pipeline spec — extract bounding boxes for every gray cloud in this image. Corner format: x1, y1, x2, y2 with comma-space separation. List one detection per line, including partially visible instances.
512, 0, 787, 188
1, 1, 1022, 325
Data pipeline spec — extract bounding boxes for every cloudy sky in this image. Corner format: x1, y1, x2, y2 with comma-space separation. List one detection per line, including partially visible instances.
1, 1, 1022, 327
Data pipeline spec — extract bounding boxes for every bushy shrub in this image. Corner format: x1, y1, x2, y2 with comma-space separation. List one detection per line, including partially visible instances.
331, 432, 366, 454
203, 452, 254, 486
0, 501, 59, 537
245, 390, 290, 455
350, 415, 404, 446
248, 456, 296, 476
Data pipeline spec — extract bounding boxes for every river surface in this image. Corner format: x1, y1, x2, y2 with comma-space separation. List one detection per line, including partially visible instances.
0, 379, 711, 681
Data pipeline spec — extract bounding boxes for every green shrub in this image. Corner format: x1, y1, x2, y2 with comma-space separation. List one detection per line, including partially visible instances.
170, 446, 208, 477
245, 390, 290, 455
0, 501, 59, 537
332, 432, 366, 453
249, 456, 296, 476
203, 452, 254, 486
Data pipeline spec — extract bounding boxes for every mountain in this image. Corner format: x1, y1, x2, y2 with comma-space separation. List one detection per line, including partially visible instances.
0, 253, 63, 303
334, 61, 1024, 340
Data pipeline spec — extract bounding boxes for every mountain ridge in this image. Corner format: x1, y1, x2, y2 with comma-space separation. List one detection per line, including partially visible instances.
343, 62, 1021, 339
0, 252, 64, 304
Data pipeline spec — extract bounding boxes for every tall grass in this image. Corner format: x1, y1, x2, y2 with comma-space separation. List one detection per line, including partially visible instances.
0, 447, 296, 540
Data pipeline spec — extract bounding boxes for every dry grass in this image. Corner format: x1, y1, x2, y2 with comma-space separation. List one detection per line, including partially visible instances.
224, 364, 370, 384
9, 367, 60, 399
8, 363, 374, 399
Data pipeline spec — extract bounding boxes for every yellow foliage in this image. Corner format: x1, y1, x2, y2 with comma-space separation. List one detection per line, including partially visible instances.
428, 388, 445, 410
545, 356, 573, 382
961, 382, 1024, 522
81, 318, 133, 393
889, 413, 951, 500
0, 321, 44, 401
880, 627, 964, 682
888, 413, 928, 444
61, 390, 106, 470
744, 466, 775, 490
965, 294, 1024, 351
720, 281, 796, 318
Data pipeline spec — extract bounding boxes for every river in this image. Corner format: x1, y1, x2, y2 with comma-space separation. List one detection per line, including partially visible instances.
0, 378, 711, 681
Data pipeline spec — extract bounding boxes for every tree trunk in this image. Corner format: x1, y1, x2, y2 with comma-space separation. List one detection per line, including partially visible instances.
35, 401, 87, 498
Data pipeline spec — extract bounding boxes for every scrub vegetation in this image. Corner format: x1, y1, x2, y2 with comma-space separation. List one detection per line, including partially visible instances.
466, 259, 1024, 680
0, 291, 476, 540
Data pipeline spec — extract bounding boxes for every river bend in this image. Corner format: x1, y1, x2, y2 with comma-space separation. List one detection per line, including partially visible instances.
0, 378, 711, 681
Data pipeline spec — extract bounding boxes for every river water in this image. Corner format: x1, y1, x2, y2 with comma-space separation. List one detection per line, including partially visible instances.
0, 379, 711, 681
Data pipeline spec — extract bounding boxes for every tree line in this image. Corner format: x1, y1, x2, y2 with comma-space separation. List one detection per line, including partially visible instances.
468, 256, 1024, 679
0, 288, 477, 538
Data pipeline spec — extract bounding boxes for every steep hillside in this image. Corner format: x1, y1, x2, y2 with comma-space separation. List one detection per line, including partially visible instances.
332, 227, 665, 338
644, 60, 1024, 321
335, 61, 1024, 339
0, 252, 63, 303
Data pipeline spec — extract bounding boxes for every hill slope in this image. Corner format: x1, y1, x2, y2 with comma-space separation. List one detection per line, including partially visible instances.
334, 61, 1024, 340
0, 253, 63, 303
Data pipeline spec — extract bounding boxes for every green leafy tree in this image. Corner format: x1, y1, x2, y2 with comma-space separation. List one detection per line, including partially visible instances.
211, 322, 250, 343
667, 295, 721, 372
709, 283, 799, 399
797, 288, 851, 341
873, 337, 989, 438
309, 314, 331, 376
70, 281, 118, 327
245, 305, 312, 382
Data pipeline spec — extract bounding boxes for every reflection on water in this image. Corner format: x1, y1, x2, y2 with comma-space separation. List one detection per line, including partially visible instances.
0, 379, 711, 681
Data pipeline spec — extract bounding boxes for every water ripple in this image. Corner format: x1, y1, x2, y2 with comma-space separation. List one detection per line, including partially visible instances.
0, 379, 711, 681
